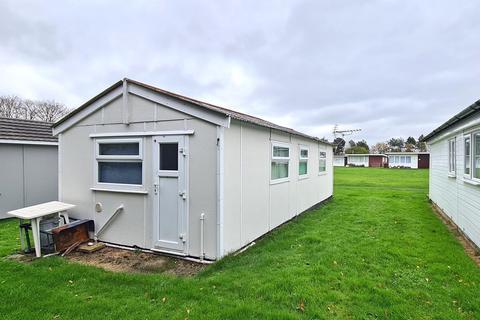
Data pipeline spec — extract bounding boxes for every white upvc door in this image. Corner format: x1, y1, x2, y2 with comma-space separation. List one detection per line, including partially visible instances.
153, 135, 187, 253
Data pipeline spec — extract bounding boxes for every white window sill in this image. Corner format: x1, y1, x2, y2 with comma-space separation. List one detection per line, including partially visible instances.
270, 178, 290, 185
298, 175, 309, 180
318, 171, 327, 176
447, 173, 456, 178
90, 187, 148, 194
462, 179, 480, 186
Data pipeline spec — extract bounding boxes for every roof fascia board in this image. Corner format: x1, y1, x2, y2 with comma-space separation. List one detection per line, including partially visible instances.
53, 86, 123, 136
426, 112, 480, 144
0, 139, 58, 146
127, 83, 230, 128
89, 130, 195, 138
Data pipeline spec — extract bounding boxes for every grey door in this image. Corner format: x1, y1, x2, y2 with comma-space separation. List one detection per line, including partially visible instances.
0, 145, 24, 219
153, 136, 187, 252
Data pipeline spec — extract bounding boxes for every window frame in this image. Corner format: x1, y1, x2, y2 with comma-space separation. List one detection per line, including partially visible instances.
464, 134, 472, 179
270, 142, 291, 184
94, 138, 145, 191
448, 138, 456, 176
472, 132, 480, 182
318, 149, 327, 175
298, 145, 309, 178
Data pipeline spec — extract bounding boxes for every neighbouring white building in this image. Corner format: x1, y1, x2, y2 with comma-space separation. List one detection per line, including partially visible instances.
386, 152, 430, 169
424, 99, 480, 248
345, 154, 388, 167
52, 78, 334, 260
333, 155, 346, 167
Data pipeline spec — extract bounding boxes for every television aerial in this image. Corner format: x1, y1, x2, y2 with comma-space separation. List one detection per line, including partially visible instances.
333, 124, 362, 139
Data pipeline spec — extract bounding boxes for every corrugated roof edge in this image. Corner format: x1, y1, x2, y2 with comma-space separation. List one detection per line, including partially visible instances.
423, 99, 480, 142
54, 78, 333, 145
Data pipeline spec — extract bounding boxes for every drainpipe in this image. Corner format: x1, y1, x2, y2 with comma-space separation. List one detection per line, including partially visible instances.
200, 213, 205, 261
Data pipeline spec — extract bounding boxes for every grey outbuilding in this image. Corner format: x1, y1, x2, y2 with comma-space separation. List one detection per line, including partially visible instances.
0, 118, 58, 219
52, 79, 334, 260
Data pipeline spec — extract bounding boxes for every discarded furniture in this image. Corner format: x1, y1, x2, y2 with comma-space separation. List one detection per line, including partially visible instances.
7, 201, 76, 257
52, 219, 94, 252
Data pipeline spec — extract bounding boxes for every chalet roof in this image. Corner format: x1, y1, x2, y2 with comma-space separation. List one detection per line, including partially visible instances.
0, 117, 57, 143
54, 78, 330, 144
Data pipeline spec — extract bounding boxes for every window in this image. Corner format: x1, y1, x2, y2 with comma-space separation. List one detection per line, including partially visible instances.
448, 139, 456, 174
160, 143, 178, 171
271, 143, 290, 181
299, 146, 308, 176
474, 133, 480, 179
96, 139, 143, 185
405, 156, 411, 164
400, 156, 406, 164
465, 136, 471, 176
319, 151, 327, 173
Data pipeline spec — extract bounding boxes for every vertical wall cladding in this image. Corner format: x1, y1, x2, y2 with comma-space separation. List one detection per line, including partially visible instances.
23, 145, 58, 206
242, 124, 271, 243
0, 145, 24, 218
223, 124, 242, 253
428, 121, 480, 248
223, 121, 333, 255
186, 118, 218, 259
0, 144, 58, 219
60, 93, 218, 256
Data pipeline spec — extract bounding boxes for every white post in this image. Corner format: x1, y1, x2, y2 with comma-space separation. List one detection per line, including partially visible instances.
200, 213, 205, 261
30, 218, 42, 258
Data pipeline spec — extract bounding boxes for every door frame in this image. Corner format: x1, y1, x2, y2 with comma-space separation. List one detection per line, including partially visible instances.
152, 135, 189, 255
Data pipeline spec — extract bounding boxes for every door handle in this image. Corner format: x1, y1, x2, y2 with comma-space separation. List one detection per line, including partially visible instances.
179, 191, 186, 199
154, 184, 159, 195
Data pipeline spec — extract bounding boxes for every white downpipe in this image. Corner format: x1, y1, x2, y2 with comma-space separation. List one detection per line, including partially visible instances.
216, 126, 225, 259
200, 212, 205, 261
94, 204, 124, 241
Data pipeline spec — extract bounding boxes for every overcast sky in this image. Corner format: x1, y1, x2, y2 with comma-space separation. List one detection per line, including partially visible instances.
1, 1, 479, 143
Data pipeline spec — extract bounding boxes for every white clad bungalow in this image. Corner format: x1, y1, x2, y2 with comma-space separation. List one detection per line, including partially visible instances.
386, 152, 430, 169
333, 155, 346, 167
345, 154, 388, 168
424, 99, 480, 248
52, 78, 334, 260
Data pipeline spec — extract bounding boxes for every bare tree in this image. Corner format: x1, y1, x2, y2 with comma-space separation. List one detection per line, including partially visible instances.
0, 95, 23, 119
0, 95, 69, 122
371, 142, 389, 154
23, 99, 39, 120
35, 100, 69, 122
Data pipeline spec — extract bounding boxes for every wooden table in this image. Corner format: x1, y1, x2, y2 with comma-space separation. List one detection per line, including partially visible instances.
7, 201, 76, 257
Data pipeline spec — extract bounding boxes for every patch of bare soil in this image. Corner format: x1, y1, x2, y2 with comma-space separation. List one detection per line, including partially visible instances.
66, 246, 207, 276
431, 203, 480, 267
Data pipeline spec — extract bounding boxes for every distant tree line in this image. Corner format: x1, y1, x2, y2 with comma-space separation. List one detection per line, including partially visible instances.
0, 95, 70, 122
334, 135, 427, 155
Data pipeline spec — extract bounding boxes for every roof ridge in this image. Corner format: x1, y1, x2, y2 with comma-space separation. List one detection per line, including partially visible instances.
124, 78, 322, 142
0, 117, 53, 124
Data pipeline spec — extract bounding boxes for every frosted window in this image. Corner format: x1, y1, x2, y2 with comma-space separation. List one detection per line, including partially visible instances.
319, 151, 327, 172
465, 137, 471, 175
99, 143, 139, 155
474, 133, 480, 179
272, 162, 289, 179
273, 146, 289, 158
98, 162, 142, 184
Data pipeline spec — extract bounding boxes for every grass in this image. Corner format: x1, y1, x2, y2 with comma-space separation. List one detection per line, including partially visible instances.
1, 167, 479, 319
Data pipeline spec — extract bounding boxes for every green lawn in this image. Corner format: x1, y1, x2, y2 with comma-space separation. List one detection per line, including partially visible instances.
1, 168, 479, 319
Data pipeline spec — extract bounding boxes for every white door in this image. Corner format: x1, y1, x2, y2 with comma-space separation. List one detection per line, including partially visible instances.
153, 135, 187, 253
